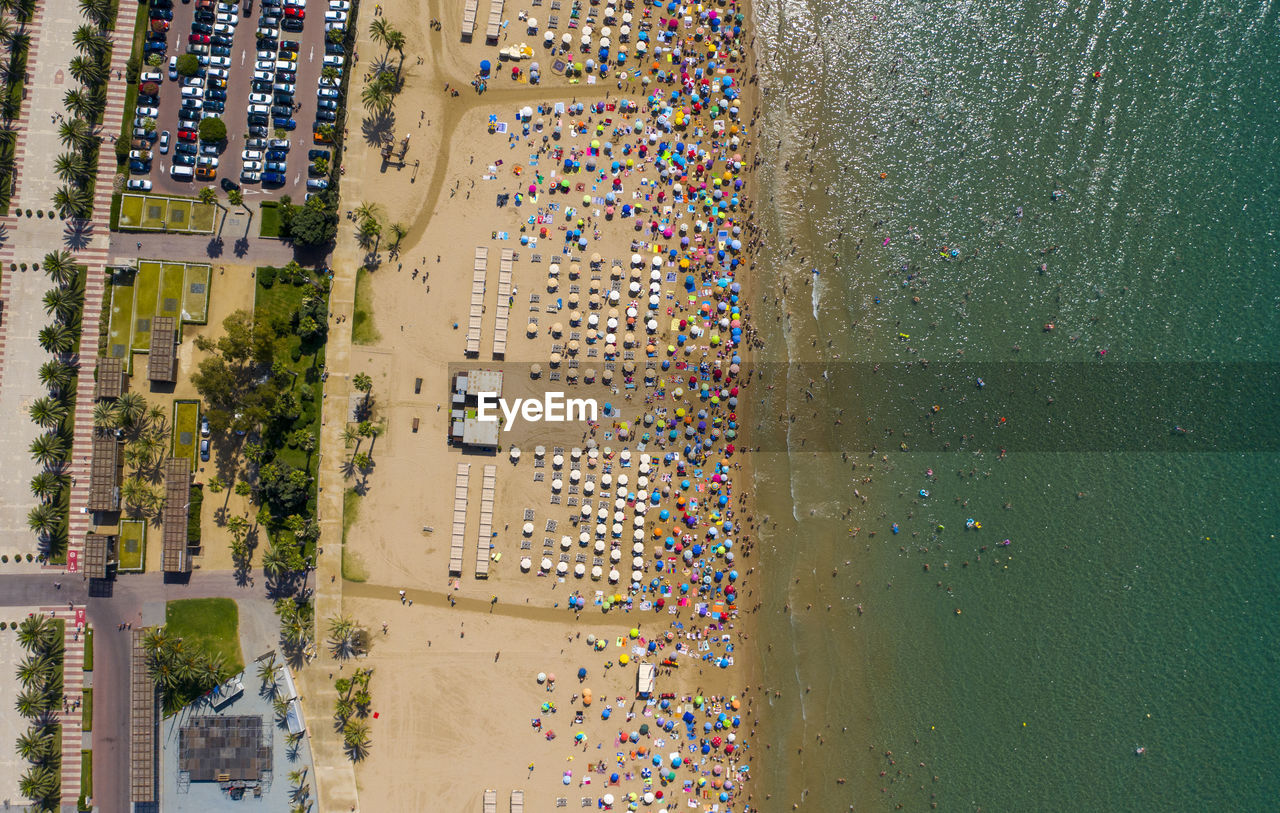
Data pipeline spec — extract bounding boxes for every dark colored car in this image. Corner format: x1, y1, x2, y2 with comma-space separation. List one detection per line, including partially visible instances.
143, 40, 167, 53
325, 42, 344, 54
281, 17, 303, 31
266, 149, 288, 161
270, 104, 292, 117
220, 177, 240, 192
147, 30, 167, 41
262, 170, 286, 184
248, 124, 269, 137
205, 88, 227, 100
151, 8, 174, 19
194, 9, 215, 21
204, 100, 225, 113
175, 142, 199, 154
252, 81, 274, 94
273, 117, 296, 130
280, 39, 299, 50
199, 438, 210, 461
129, 159, 149, 172
314, 109, 336, 122
192, 22, 213, 33
136, 93, 158, 106
211, 34, 233, 45
308, 148, 330, 160
173, 153, 197, 166
211, 45, 232, 56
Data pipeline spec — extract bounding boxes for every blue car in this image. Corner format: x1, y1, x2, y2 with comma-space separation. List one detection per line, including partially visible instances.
266, 149, 288, 161
173, 153, 197, 166
273, 117, 296, 130
143, 40, 167, 54
150, 8, 173, 20
129, 159, 149, 172
262, 170, 286, 185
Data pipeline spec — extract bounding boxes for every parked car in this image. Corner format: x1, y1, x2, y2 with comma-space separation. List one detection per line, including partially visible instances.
215, 11, 238, 23
317, 86, 339, 99
322, 53, 343, 67
324, 10, 346, 22
151, 7, 174, 19
265, 160, 287, 172
208, 67, 229, 79
200, 143, 221, 156
325, 41, 343, 54
266, 149, 288, 161
136, 105, 159, 117
192, 22, 213, 33
128, 159, 149, 172
205, 100, 226, 113
143, 40, 167, 54
211, 45, 232, 56
271, 104, 293, 117
314, 109, 336, 122
249, 124, 269, 137
200, 438, 210, 461
127, 179, 153, 191
194, 9, 215, 22
189, 33, 210, 43
284, 6, 303, 17
329, 0, 349, 10
158, 130, 171, 153
181, 97, 204, 110
281, 16, 303, 31
269, 138, 290, 150
197, 155, 218, 167
176, 142, 199, 154
196, 165, 217, 180
221, 177, 240, 192
206, 88, 227, 100
273, 117, 296, 130
306, 177, 329, 190
181, 85, 202, 97
173, 153, 197, 166
317, 98, 337, 110
178, 127, 198, 141
262, 170, 286, 184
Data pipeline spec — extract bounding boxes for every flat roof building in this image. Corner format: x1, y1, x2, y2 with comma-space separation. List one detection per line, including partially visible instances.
95, 356, 126, 399
178, 716, 271, 782
161, 458, 192, 573
451, 369, 504, 450
83, 532, 118, 580
149, 316, 178, 383
88, 432, 123, 513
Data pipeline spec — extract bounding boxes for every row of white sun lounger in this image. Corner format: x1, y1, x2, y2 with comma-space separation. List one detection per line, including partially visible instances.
462, 0, 478, 38
450, 462, 470, 575
476, 465, 496, 578
482, 789, 522, 812
485, 0, 504, 42
493, 249, 513, 357
466, 247, 487, 356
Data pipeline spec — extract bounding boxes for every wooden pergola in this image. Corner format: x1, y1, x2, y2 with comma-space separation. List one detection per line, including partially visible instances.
148, 316, 178, 383
94, 356, 126, 399
88, 432, 122, 513
161, 457, 192, 573
130, 629, 157, 804
83, 532, 118, 580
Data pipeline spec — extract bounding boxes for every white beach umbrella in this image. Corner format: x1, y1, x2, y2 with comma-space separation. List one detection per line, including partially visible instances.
580, 503, 592, 518
610, 548, 622, 563
523, 522, 535, 536
520, 557, 533, 572
552, 478, 563, 492
592, 565, 603, 580
561, 535, 573, 550
541, 557, 553, 571
608, 569, 620, 584
557, 561, 569, 575
575, 563, 586, 577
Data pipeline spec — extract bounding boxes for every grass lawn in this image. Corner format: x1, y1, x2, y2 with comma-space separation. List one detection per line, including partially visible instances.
82, 689, 92, 732
182, 264, 211, 323
106, 268, 137, 363
84, 628, 93, 671
172, 400, 200, 466
352, 266, 380, 345
80, 750, 92, 804
159, 263, 186, 319
190, 202, 216, 232
259, 201, 282, 237
107, 262, 212, 364
165, 598, 243, 677
118, 519, 146, 571
118, 194, 144, 228
117, 194, 216, 233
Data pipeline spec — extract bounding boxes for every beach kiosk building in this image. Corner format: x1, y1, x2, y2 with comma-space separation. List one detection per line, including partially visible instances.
148, 315, 178, 384
451, 369, 504, 450
637, 662, 657, 698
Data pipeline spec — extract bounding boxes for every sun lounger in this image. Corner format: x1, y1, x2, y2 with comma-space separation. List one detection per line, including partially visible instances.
483, 789, 497, 813
476, 465, 496, 578
485, 0, 504, 42
462, 0, 479, 39
466, 247, 488, 356
450, 463, 470, 576
510, 790, 524, 813
493, 248, 513, 357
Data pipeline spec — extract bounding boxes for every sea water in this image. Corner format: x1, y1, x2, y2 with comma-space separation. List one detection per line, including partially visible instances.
746, 0, 1280, 808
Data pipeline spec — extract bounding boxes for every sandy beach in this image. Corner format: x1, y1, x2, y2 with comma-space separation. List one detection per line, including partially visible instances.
315, 0, 764, 808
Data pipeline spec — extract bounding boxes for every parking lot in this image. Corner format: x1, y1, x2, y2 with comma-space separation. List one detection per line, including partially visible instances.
127, 0, 349, 201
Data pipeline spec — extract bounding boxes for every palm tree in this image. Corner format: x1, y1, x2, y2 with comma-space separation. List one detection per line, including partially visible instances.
342, 719, 371, 760
326, 615, 358, 659
28, 396, 67, 429
116, 391, 147, 426
72, 24, 108, 57
53, 185, 94, 219
92, 399, 120, 429
384, 28, 406, 56
141, 626, 168, 656
42, 286, 82, 322
16, 653, 54, 689
27, 504, 59, 537
17, 616, 57, 651
353, 202, 380, 223
62, 88, 96, 121
15, 728, 55, 763
43, 250, 79, 286
68, 55, 106, 87
228, 187, 244, 207
368, 18, 391, 49
38, 323, 74, 354
17, 764, 57, 803
76, 0, 112, 29
198, 186, 217, 206
341, 426, 359, 448
356, 216, 381, 248
54, 150, 90, 184
360, 81, 393, 114
261, 541, 291, 577
58, 118, 94, 151
0, 16, 16, 46
29, 471, 64, 503
29, 433, 67, 467
257, 655, 280, 694
15, 687, 52, 717
38, 359, 76, 393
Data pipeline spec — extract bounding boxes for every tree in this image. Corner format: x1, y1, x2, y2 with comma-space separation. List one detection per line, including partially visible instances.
54, 150, 89, 184
341, 425, 359, 448
58, 118, 95, 152
288, 202, 337, 247
53, 184, 94, 219
68, 55, 106, 87
27, 504, 59, 536
91, 400, 118, 429
72, 23, 108, 57
29, 433, 67, 468
360, 81, 393, 114
388, 222, 407, 252
327, 616, 358, 659
43, 250, 79, 287
15, 728, 55, 763
352, 372, 372, 398
116, 391, 148, 427
64, 84, 99, 118
207, 474, 224, 493
326, 27, 344, 44
384, 28, 406, 55
261, 539, 292, 577
17, 764, 58, 803
342, 719, 371, 760
176, 53, 200, 77
198, 115, 227, 142
28, 397, 67, 429
38, 359, 76, 395
190, 310, 279, 432
42, 286, 81, 323
228, 187, 244, 207
257, 654, 280, 694
198, 186, 217, 206
29, 471, 64, 503
368, 18, 391, 49
76, 0, 112, 28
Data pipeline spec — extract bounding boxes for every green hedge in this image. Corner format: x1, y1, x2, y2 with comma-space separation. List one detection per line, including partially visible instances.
187, 484, 204, 544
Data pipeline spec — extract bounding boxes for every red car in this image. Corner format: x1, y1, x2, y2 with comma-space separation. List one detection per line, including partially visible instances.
178, 128, 199, 141
189, 33, 210, 43
284, 6, 303, 17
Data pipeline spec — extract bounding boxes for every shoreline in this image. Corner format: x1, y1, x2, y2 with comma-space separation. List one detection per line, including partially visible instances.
313, 0, 774, 808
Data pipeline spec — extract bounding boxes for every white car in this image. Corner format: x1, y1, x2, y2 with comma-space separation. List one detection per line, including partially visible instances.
217, 1, 237, 11
127, 179, 153, 191
329, 0, 350, 10
242, 149, 264, 161
317, 87, 339, 99
257, 49, 275, 60
256, 59, 275, 71
241, 169, 261, 182
318, 75, 339, 88
128, 149, 151, 161
208, 67, 229, 79
140, 70, 164, 84
242, 160, 264, 171
216, 12, 238, 24
136, 105, 159, 117
213, 23, 234, 36
269, 138, 290, 150
197, 155, 219, 167
248, 103, 270, 114
322, 54, 343, 67
248, 93, 271, 104
325, 21, 345, 32
168, 55, 178, 79
181, 97, 204, 110
181, 85, 202, 97
324, 10, 346, 22
254, 69, 273, 81
209, 55, 232, 68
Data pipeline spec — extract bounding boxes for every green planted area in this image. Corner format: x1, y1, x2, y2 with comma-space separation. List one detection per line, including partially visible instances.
118, 519, 146, 572
147, 599, 243, 714
172, 400, 200, 467
104, 263, 211, 369
352, 267, 380, 345
259, 200, 282, 237
116, 194, 216, 233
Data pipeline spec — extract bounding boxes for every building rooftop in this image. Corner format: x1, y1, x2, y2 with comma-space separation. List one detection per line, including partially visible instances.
88, 432, 122, 513
95, 356, 126, 399
149, 316, 178, 383
161, 458, 192, 573
83, 532, 117, 580
178, 716, 271, 782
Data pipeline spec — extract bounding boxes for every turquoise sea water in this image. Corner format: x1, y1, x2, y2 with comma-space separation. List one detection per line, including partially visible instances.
745, 0, 1279, 809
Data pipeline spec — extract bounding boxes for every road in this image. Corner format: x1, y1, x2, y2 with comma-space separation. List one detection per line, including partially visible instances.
108, 227, 302, 267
